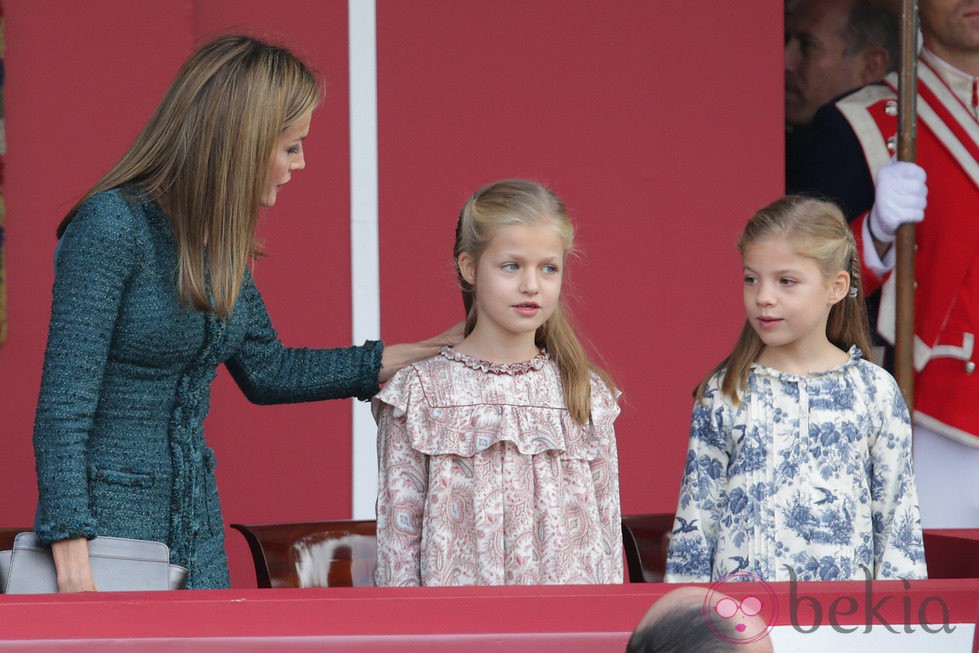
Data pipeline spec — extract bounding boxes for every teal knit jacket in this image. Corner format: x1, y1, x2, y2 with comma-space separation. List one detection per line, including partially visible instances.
32, 188, 383, 589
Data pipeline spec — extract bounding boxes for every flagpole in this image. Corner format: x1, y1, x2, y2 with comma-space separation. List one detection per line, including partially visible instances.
894, 0, 918, 411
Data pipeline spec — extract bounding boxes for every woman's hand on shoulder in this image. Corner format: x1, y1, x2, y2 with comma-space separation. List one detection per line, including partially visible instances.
51, 537, 97, 592
378, 321, 465, 384
420, 321, 465, 349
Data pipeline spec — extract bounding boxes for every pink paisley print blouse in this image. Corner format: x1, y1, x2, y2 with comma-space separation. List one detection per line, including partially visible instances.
372, 347, 623, 586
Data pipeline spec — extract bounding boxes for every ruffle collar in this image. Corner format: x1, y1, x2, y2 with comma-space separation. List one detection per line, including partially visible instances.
751, 346, 863, 382
374, 351, 619, 460
440, 346, 549, 375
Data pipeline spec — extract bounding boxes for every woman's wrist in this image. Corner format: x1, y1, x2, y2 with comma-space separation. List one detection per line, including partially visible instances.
378, 342, 439, 383
377, 322, 465, 384
51, 537, 97, 592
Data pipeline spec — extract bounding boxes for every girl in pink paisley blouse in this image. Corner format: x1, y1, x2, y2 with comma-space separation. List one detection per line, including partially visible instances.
372, 178, 622, 586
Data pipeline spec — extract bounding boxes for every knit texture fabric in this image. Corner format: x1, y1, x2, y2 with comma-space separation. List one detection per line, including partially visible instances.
32, 188, 382, 588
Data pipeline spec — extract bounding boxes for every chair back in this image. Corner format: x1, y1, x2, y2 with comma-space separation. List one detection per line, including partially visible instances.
922, 529, 979, 579
230, 520, 377, 588
621, 513, 675, 583
0, 529, 29, 552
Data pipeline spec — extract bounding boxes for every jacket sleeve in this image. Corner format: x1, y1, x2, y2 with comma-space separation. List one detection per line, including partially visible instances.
852, 211, 894, 294
870, 372, 928, 580
224, 271, 383, 404
32, 197, 137, 543
372, 375, 427, 586
589, 379, 624, 583
665, 380, 731, 583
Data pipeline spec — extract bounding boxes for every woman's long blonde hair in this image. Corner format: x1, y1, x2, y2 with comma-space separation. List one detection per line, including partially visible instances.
454, 179, 616, 424
58, 34, 322, 317
697, 195, 872, 404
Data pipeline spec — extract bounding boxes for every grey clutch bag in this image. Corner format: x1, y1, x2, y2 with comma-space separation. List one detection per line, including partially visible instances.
0, 532, 187, 593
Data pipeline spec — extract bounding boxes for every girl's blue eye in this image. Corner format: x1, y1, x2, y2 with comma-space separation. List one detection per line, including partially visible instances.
502, 263, 518, 271
543, 264, 559, 274
743, 275, 757, 285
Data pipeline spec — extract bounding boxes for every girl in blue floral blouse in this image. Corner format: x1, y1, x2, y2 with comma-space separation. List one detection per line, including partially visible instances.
666, 196, 927, 583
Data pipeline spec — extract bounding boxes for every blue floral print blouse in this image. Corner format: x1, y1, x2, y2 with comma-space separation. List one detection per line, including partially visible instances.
666, 347, 927, 582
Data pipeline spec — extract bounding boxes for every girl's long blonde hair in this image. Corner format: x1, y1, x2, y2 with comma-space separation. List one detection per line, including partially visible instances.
454, 179, 616, 424
697, 195, 872, 404
58, 34, 322, 317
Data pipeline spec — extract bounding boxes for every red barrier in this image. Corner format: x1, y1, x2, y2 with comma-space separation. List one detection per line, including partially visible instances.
0, 580, 976, 651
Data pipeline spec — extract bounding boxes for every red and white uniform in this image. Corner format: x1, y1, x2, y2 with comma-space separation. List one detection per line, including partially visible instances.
839, 50, 979, 447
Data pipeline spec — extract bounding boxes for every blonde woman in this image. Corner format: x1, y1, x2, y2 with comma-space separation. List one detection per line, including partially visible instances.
32, 34, 458, 591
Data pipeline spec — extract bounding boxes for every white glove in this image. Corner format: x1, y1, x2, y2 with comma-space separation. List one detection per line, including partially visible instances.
868, 161, 927, 244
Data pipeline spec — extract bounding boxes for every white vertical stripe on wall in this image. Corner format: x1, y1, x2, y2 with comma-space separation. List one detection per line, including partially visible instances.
349, 0, 380, 518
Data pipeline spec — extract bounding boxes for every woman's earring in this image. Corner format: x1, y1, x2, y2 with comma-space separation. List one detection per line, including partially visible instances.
848, 286, 859, 298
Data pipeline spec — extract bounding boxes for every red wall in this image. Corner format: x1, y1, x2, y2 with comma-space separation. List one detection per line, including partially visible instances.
0, 1, 783, 588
